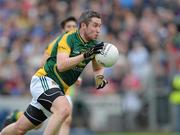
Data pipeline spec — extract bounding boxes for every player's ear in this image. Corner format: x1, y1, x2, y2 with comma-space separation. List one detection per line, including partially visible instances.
81, 23, 87, 29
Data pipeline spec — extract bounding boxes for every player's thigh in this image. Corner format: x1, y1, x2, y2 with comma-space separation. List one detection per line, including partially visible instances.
24, 104, 47, 126
37, 87, 67, 112
30, 75, 65, 112
30, 75, 62, 101
51, 95, 72, 115
30, 75, 71, 116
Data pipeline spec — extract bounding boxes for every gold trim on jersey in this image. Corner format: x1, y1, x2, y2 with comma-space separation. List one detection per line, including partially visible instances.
45, 38, 58, 55
35, 68, 47, 76
53, 64, 69, 90
58, 34, 71, 54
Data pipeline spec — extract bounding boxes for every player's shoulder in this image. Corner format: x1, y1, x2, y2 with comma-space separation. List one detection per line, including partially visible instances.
59, 29, 76, 41
65, 28, 77, 37
64, 29, 78, 42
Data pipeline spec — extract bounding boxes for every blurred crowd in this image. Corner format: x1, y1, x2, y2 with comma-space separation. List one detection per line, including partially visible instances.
0, 0, 180, 132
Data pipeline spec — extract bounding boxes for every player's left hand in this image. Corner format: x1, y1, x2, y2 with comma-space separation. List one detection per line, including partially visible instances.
95, 75, 108, 89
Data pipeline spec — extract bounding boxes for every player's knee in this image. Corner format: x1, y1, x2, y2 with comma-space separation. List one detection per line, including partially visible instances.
1, 122, 26, 135
16, 129, 25, 135
14, 122, 27, 135
64, 115, 72, 126
59, 106, 71, 119
54, 106, 71, 121
1, 130, 5, 135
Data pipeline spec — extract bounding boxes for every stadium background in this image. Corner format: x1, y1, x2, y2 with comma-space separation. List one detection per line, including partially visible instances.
0, 0, 180, 134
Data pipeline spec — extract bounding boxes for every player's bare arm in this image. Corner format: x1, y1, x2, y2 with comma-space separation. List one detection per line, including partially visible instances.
92, 58, 108, 89
57, 52, 84, 72
92, 58, 104, 75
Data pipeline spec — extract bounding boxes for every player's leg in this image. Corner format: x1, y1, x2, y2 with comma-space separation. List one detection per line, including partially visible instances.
58, 95, 73, 135
44, 96, 71, 135
36, 87, 71, 135
8, 89, 69, 135
0, 104, 44, 135
2, 109, 44, 131
0, 75, 49, 135
33, 76, 71, 135
58, 115, 72, 135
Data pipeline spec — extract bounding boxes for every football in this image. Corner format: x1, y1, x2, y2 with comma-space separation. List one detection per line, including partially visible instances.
95, 43, 119, 67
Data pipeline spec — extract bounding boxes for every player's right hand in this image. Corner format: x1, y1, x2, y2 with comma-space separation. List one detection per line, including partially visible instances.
83, 42, 104, 59
95, 75, 108, 89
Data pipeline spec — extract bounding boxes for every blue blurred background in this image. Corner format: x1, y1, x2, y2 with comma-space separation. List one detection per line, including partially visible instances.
0, 0, 180, 134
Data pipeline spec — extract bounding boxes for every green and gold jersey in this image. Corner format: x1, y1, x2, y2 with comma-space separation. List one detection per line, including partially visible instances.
35, 29, 97, 93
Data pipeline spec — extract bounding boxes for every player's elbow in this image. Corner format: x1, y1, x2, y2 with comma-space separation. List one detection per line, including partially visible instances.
57, 63, 66, 72
57, 61, 70, 72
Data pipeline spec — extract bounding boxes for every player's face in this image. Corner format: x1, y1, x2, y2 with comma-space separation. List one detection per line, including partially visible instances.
64, 21, 77, 32
84, 17, 101, 40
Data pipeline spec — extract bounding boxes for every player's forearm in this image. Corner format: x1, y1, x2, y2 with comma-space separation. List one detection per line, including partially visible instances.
92, 59, 104, 77
57, 54, 84, 72
93, 68, 104, 77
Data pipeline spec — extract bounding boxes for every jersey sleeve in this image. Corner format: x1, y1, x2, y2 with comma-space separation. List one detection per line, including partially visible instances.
57, 34, 71, 55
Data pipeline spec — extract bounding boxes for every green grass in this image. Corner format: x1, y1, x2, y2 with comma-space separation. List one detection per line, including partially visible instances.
97, 133, 180, 135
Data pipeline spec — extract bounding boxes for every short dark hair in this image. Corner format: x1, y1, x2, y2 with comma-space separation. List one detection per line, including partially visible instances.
79, 10, 101, 28
60, 16, 77, 29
